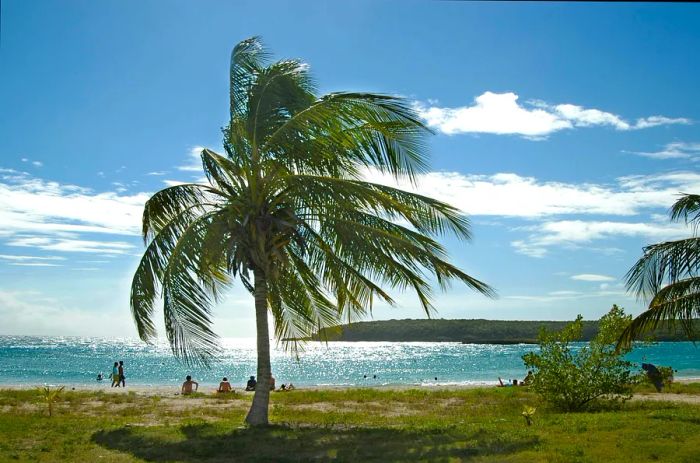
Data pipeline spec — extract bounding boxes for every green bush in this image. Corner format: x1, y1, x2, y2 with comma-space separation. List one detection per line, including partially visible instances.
522, 305, 635, 411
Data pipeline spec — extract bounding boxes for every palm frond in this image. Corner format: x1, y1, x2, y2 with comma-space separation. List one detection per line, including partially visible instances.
284, 174, 471, 239
248, 60, 316, 149
230, 36, 269, 120
200, 148, 246, 194
260, 92, 431, 181
131, 203, 219, 342
670, 193, 700, 231
625, 237, 700, 300
617, 276, 700, 349
142, 183, 224, 243
296, 222, 396, 312
161, 212, 229, 366
268, 256, 341, 354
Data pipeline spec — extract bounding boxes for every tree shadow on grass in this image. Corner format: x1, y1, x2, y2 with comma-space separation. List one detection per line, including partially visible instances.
93, 422, 538, 462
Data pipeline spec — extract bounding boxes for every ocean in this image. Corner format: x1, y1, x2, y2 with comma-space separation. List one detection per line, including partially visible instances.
1, 336, 698, 388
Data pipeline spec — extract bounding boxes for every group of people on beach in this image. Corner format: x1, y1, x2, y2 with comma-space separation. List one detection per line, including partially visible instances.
179, 374, 296, 395
96, 361, 126, 387
497, 370, 533, 387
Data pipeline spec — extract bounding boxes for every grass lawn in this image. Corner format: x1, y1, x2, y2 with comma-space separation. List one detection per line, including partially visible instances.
1, 385, 699, 462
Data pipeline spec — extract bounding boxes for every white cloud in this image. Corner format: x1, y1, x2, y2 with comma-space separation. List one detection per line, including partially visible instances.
0, 169, 149, 256
625, 142, 700, 160
363, 169, 700, 218
415, 92, 689, 138
552, 103, 632, 129
548, 290, 583, 296
7, 237, 134, 254
635, 116, 690, 129
0, 169, 147, 239
177, 146, 205, 171
416, 92, 571, 137
146, 171, 168, 176
9, 262, 63, 267
511, 219, 688, 258
0, 254, 66, 262
571, 274, 616, 282
21, 158, 43, 167
504, 288, 629, 304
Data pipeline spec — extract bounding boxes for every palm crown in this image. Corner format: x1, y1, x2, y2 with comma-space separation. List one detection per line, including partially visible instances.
129, 36, 494, 368
618, 193, 700, 347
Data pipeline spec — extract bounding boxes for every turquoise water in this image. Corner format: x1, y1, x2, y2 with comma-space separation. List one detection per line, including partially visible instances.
0, 336, 698, 388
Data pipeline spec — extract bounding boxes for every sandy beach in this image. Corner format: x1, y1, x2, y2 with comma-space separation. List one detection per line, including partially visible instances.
3, 378, 700, 401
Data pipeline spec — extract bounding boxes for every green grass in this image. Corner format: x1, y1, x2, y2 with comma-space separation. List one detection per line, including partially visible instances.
1, 386, 699, 462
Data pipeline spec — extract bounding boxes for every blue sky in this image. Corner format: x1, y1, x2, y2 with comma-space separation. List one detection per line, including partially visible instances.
1, 1, 699, 338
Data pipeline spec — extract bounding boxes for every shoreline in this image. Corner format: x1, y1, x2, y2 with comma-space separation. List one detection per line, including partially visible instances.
2, 377, 700, 395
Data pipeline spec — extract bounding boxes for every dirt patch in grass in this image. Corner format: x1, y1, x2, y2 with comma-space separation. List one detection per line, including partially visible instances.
283, 400, 424, 417
632, 393, 700, 404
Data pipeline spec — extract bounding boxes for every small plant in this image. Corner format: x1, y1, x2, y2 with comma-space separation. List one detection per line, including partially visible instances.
39, 385, 65, 417
657, 366, 675, 387
523, 305, 635, 411
521, 406, 536, 426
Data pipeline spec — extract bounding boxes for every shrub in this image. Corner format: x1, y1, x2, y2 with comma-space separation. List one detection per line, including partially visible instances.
522, 305, 635, 411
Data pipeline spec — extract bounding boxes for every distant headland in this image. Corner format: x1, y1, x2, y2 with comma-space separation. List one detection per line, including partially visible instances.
312, 319, 700, 343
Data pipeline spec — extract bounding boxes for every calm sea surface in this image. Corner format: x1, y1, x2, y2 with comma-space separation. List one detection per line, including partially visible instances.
1, 336, 698, 388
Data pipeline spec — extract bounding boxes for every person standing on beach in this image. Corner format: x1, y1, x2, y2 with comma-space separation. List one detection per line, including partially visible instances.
118, 360, 126, 387
111, 362, 119, 387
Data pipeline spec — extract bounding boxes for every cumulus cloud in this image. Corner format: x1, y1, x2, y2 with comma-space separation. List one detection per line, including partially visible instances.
416, 92, 571, 137
415, 92, 690, 138
625, 142, 700, 160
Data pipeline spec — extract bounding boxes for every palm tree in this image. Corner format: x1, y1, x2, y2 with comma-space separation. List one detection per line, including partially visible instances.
618, 193, 700, 348
130, 37, 495, 426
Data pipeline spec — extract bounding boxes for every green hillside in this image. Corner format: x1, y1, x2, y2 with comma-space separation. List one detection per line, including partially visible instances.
313, 318, 699, 343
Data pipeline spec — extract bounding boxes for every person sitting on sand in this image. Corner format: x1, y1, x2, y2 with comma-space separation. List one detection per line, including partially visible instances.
245, 375, 256, 391
497, 377, 519, 387
277, 382, 296, 392
218, 377, 232, 393
182, 375, 199, 394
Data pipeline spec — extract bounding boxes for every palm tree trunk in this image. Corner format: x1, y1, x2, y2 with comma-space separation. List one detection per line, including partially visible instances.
245, 267, 271, 426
